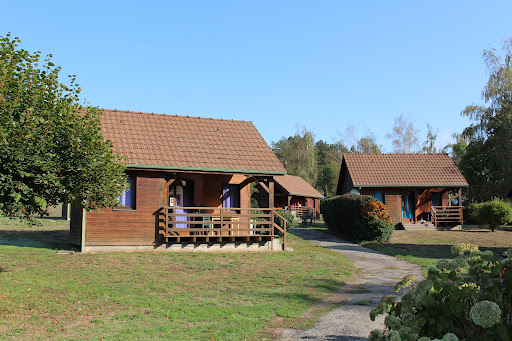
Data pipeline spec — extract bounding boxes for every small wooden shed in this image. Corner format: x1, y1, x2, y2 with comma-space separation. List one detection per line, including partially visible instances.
336, 154, 469, 226
70, 109, 287, 252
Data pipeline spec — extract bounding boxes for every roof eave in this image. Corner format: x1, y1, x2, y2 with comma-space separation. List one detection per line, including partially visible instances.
353, 184, 469, 188
287, 192, 324, 198
126, 163, 286, 176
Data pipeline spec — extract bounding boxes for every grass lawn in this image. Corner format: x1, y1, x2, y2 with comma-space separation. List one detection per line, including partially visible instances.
0, 216, 355, 340
363, 229, 512, 270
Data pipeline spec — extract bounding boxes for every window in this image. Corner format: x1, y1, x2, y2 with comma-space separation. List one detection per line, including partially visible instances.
374, 191, 384, 204
431, 192, 442, 207
116, 174, 136, 209
223, 184, 239, 208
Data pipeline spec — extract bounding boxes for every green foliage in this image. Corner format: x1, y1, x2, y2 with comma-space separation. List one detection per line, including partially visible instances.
271, 126, 318, 186
369, 244, 512, 340
0, 34, 127, 220
316, 164, 337, 197
314, 139, 346, 196
321, 194, 394, 242
422, 124, 438, 154
274, 209, 298, 235
474, 200, 512, 232
458, 38, 512, 202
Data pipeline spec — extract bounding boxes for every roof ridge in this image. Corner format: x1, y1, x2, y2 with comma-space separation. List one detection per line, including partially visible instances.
101, 108, 251, 124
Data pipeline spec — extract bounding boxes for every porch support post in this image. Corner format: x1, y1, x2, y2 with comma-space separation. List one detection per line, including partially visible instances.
287, 195, 291, 209
269, 179, 274, 208
458, 188, 463, 225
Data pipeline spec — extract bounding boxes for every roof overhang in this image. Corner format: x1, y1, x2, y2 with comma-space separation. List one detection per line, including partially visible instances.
126, 163, 286, 176
287, 192, 323, 198
354, 184, 469, 188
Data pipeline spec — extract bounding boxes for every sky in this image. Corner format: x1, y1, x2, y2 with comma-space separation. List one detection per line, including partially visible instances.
2, 1, 512, 152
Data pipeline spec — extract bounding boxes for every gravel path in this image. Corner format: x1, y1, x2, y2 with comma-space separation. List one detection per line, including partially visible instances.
280, 228, 423, 341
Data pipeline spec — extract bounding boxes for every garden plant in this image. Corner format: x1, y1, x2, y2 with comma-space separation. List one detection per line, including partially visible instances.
368, 243, 512, 341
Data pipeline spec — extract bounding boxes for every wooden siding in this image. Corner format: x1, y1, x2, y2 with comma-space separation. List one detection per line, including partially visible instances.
82, 170, 256, 246
361, 187, 449, 224
85, 172, 164, 246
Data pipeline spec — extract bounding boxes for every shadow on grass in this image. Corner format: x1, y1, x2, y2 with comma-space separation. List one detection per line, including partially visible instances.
306, 278, 346, 293
0, 229, 74, 250
364, 242, 508, 261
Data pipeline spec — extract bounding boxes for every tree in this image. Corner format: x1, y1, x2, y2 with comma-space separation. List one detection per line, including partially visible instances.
459, 38, 512, 201
386, 114, 420, 153
316, 164, 336, 197
351, 134, 382, 154
340, 125, 382, 154
271, 126, 318, 186
314, 139, 347, 196
0, 34, 127, 220
422, 123, 438, 154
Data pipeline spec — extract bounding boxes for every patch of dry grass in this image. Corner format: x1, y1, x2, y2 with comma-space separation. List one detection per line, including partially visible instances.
363, 229, 512, 269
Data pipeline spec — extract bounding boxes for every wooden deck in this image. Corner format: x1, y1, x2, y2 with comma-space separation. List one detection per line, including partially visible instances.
161, 206, 287, 250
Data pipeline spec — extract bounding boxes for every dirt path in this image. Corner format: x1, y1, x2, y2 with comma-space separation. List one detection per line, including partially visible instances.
280, 228, 423, 341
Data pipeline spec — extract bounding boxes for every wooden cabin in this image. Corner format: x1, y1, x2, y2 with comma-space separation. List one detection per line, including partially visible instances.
274, 175, 323, 219
70, 109, 288, 252
336, 154, 469, 227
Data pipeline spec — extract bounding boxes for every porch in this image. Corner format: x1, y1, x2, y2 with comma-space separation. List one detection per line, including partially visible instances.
160, 206, 288, 250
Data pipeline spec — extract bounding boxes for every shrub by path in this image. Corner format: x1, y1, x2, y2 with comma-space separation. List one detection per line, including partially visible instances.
280, 228, 423, 341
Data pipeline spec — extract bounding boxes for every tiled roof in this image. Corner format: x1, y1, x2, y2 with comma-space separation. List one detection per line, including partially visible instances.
275, 175, 323, 198
343, 153, 468, 187
99, 109, 286, 174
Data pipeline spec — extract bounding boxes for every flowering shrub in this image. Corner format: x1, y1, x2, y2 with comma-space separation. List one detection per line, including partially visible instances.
369, 244, 512, 341
322, 194, 394, 242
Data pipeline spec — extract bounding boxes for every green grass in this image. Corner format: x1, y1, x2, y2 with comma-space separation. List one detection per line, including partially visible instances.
0, 216, 355, 340
362, 229, 512, 271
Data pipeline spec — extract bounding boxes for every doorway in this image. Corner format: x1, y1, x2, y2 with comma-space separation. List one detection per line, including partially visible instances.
401, 192, 414, 220
168, 179, 194, 228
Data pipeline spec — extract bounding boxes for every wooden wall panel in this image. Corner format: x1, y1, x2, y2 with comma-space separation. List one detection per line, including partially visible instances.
85, 171, 163, 246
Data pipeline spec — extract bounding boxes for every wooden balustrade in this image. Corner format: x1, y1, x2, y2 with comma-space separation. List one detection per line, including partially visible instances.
431, 206, 463, 227
161, 206, 287, 249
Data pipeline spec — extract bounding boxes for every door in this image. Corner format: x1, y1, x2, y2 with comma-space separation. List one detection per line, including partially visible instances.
401, 192, 414, 220
169, 179, 194, 228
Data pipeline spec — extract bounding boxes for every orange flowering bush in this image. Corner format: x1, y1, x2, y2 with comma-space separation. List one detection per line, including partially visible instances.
360, 200, 392, 224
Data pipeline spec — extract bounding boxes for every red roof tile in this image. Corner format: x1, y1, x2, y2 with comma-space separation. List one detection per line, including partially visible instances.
99, 109, 286, 175
343, 154, 468, 187
275, 175, 323, 198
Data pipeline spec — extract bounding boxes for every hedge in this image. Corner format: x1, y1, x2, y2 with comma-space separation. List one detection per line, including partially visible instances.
321, 194, 394, 242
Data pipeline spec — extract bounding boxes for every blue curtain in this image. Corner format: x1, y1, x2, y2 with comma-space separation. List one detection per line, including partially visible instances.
223, 185, 239, 208
118, 175, 135, 207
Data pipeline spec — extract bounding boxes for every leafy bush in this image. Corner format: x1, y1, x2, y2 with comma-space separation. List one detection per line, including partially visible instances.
369, 244, 512, 341
321, 194, 393, 242
469, 200, 512, 231
274, 209, 297, 235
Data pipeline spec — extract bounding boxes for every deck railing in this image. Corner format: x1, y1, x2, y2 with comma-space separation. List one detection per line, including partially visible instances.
431, 206, 463, 227
162, 206, 287, 250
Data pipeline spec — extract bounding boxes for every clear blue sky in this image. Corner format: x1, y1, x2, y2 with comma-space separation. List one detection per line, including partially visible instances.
2, 1, 512, 151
